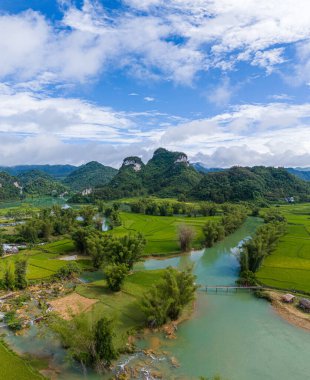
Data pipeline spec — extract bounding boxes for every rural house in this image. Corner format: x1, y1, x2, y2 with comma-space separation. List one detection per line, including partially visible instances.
299, 298, 310, 312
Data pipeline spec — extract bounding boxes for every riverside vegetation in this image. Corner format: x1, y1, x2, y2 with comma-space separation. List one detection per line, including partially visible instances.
1, 149, 310, 378
0, 198, 236, 377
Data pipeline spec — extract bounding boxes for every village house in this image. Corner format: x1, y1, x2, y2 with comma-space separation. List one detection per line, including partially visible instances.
2, 244, 19, 254
299, 298, 310, 313
281, 293, 295, 303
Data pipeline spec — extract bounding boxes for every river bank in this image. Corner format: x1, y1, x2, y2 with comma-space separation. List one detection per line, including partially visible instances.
264, 290, 310, 331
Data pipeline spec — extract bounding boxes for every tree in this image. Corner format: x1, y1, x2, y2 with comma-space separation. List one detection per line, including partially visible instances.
94, 317, 117, 369
3, 262, 15, 290
54, 262, 81, 280
72, 228, 94, 254
104, 263, 128, 291
50, 313, 118, 373
15, 259, 28, 289
203, 221, 225, 248
104, 234, 146, 269
178, 224, 195, 252
80, 206, 96, 226
141, 267, 197, 327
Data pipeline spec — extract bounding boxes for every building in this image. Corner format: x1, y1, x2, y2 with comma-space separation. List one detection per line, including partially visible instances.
281, 293, 295, 303
2, 244, 19, 254
299, 298, 310, 312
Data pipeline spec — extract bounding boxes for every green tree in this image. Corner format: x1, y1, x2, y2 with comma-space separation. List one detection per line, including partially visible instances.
80, 206, 96, 226
4, 262, 15, 290
178, 224, 195, 252
141, 267, 197, 327
104, 234, 146, 269
203, 221, 225, 247
14, 259, 28, 289
104, 263, 128, 291
94, 317, 117, 368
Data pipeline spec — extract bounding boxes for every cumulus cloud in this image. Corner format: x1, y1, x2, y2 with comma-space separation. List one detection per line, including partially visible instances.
1, 84, 309, 167
160, 102, 310, 167
1, 0, 310, 86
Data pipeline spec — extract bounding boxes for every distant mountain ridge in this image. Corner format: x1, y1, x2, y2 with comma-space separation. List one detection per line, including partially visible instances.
287, 168, 310, 181
1, 152, 310, 202
0, 164, 77, 180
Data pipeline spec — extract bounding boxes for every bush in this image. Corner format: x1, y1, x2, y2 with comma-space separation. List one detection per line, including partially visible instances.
54, 262, 81, 280
104, 263, 128, 291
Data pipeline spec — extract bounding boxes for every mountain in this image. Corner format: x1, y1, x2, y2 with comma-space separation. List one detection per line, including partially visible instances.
287, 168, 310, 181
64, 161, 118, 191
190, 166, 310, 202
0, 172, 21, 200
143, 148, 201, 197
95, 148, 202, 200
192, 162, 225, 174
17, 170, 68, 196
0, 165, 77, 180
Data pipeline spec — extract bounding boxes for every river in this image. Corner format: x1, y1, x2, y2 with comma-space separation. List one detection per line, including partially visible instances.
3, 217, 310, 379
133, 217, 310, 380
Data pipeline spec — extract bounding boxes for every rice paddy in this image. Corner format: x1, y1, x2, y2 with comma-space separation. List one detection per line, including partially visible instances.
257, 203, 310, 293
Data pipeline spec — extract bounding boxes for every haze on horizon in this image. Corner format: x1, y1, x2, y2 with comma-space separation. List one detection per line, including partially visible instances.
1, 0, 310, 168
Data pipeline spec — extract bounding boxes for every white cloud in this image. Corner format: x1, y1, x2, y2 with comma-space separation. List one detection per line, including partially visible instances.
207, 78, 232, 107
1, 85, 310, 167
1, 1, 310, 86
160, 102, 310, 167
144, 97, 155, 102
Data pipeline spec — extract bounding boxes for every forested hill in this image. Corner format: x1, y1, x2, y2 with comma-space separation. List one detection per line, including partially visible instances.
95, 148, 202, 199
63, 161, 118, 191
190, 166, 310, 202
0, 172, 21, 200
0, 164, 77, 180
287, 168, 310, 181
17, 170, 68, 196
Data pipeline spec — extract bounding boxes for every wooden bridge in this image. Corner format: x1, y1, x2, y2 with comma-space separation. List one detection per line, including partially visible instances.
204, 285, 262, 293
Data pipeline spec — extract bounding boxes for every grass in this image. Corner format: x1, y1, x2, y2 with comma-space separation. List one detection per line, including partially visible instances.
76, 269, 165, 348
0, 238, 85, 280
0, 340, 44, 380
107, 212, 217, 255
257, 203, 310, 293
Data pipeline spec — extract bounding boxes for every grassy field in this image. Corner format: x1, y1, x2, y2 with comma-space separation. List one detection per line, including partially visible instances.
76, 270, 165, 348
257, 203, 310, 293
0, 341, 44, 380
0, 238, 88, 281
107, 212, 217, 255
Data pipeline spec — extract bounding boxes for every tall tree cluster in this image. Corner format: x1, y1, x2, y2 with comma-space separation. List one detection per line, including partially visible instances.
140, 267, 197, 327
238, 212, 287, 285
203, 205, 248, 248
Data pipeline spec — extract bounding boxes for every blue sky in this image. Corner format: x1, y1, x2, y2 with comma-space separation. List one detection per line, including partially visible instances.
0, 0, 310, 168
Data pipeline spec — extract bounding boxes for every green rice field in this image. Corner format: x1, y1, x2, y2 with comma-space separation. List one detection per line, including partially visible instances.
0, 341, 44, 380
107, 212, 217, 255
257, 203, 310, 293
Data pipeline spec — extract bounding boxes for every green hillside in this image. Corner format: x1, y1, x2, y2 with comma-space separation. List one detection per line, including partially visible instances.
190, 166, 310, 202
17, 170, 67, 196
0, 172, 21, 201
96, 148, 202, 200
0, 164, 77, 180
64, 161, 118, 191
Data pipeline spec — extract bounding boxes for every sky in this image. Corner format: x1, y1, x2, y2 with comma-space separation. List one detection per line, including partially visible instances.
1, 0, 310, 168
